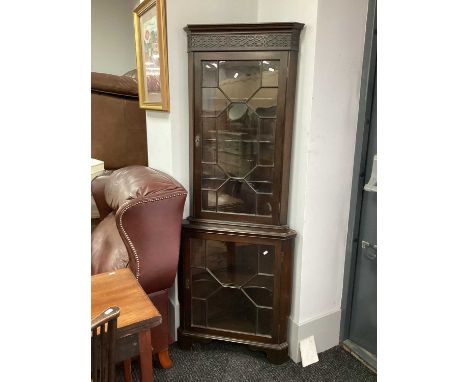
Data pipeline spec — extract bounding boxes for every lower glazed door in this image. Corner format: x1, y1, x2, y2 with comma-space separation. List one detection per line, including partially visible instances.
185, 235, 278, 340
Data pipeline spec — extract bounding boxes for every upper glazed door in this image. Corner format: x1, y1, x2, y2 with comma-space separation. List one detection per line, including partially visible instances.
193, 51, 289, 225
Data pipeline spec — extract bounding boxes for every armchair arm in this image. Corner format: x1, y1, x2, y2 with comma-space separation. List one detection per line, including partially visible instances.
92, 174, 113, 219
115, 188, 187, 295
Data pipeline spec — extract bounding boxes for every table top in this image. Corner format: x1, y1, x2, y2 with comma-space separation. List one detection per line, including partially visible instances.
91, 268, 161, 337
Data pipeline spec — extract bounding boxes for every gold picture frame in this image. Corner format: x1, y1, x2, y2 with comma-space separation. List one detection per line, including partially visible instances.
133, 0, 170, 111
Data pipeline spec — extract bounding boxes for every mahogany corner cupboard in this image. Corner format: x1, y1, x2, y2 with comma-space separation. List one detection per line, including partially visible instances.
178, 23, 304, 364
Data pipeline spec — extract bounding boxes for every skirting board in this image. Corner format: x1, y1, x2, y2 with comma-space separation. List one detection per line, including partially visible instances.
288, 309, 341, 363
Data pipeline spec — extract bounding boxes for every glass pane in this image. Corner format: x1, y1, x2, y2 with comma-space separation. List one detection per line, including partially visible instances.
219, 61, 261, 101
190, 238, 205, 268
192, 298, 207, 326
262, 60, 280, 87
257, 308, 273, 336
216, 108, 228, 132
204, 239, 227, 275
243, 274, 274, 307
207, 288, 257, 334
227, 103, 248, 124
259, 118, 275, 142
258, 245, 275, 274
202, 163, 226, 190
217, 180, 256, 214
202, 61, 218, 87
189, 238, 275, 337
192, 268, 220, 298
259, 142, 274, 166
206, 241, 257, 286
202, 139, 216, 163
257, 194, 273, 216
225, 103, 259, 141
202, 118, 217, 140
201, 190, 216, 211
202, 88, 229, 116
248, 88, 278, 117
198, 58, 282, 219
201, 178, 225, 190
218, 140, 257, 178
246, 166, 273, 194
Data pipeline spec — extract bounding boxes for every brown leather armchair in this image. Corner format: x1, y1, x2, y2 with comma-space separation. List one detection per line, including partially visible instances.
91, 166, 187, 368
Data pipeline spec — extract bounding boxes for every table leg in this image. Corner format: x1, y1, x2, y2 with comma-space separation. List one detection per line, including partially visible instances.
139, 329, 154, 382
123, 359, 132, 382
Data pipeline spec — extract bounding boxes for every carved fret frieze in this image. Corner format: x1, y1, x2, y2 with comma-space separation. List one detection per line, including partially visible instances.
187, 32, 300, 52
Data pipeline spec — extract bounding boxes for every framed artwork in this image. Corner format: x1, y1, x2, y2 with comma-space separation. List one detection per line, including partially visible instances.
133, 0, 170, 111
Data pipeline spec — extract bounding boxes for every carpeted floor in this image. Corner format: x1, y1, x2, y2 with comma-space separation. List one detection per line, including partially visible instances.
116, 341, 376, 382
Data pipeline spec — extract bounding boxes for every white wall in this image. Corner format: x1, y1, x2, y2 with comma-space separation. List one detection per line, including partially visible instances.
91, 0, 139, 75
297, 0, 369, 323
259, 0, 369, 360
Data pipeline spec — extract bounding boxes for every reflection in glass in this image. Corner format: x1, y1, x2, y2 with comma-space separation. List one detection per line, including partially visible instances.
228, 103, 248, 122
246, 166, 273, 194
201, 163, 226, 190
192, 269, 220, 299
201, 190, 216, 211
257, 194, 273, 216
262, 60, 280, 87
218, 140, 257, 178
208, 242, 257, 286
202, 88, 229, 116
258, 245, 275, 274
202, 61, 218, 87
243, 274, 274, 307
248, 88, 278, 117
219, 61, 261, 101
224, 103, 259, 141
217, 180, 256, 214
190, 238, 205, 267
259, 142, 275, 166
205, 240, 228, 277
202, 118, 217, 140
259, 119, 275, 142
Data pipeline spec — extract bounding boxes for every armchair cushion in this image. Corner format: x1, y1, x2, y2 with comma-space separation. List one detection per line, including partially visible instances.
91, 212, 128, 274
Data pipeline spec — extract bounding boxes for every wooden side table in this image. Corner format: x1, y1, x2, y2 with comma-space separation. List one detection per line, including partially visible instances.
92, 268, 162, 382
